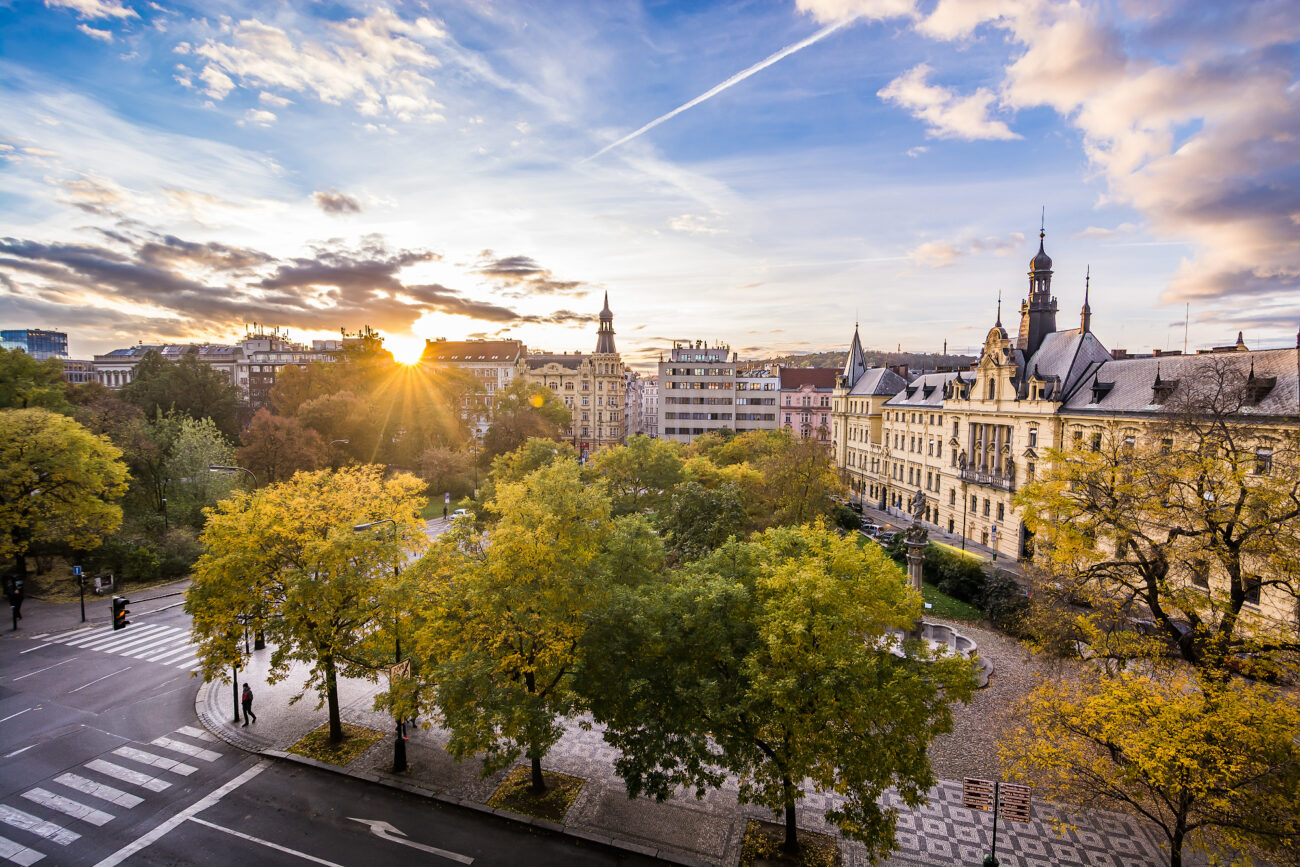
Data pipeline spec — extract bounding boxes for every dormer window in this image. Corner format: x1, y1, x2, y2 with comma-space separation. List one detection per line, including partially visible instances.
1246, 367, 1276, 404
1090, 381, 1114, 404
1152, 370, 1178, 404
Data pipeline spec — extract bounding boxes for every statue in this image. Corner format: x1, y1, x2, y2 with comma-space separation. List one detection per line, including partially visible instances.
1005, 456, 1015, 479
910, 488, 927, 521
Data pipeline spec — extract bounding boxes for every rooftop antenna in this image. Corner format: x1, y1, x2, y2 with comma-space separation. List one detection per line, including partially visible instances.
1184, 303, 1189, 354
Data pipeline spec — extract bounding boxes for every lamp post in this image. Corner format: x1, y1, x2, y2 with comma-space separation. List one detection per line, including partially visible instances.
354, 517, 407, 773
208, 465, 258, 486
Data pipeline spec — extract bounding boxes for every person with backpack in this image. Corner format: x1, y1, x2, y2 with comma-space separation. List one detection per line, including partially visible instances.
241, 683, 257, 725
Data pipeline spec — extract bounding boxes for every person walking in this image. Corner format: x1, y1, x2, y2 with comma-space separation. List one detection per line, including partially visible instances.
241, 683, 257, 726
7, 577, 23, 631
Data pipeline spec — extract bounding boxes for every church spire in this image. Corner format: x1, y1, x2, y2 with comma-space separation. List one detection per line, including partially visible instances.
1081, 265, 1092, 334
841, 323, 868, 387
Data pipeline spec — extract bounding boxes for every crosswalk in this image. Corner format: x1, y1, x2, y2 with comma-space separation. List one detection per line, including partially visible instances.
32, 623, 201, 672
0, 726, 226, 864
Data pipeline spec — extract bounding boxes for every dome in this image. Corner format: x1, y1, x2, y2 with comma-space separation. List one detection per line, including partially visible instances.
1029, 233, 1052, 272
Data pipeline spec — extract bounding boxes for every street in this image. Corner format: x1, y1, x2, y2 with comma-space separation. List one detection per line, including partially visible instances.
0, 590, 663, 866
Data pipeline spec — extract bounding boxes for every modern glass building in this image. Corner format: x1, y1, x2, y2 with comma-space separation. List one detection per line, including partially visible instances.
1, 329, 69, 360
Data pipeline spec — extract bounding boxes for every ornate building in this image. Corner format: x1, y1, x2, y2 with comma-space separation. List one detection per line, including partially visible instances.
517, 294, 627, 459
832, 230, 1299, 622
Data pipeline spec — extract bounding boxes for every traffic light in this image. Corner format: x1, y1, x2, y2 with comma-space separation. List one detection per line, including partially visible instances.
112, 596, 130, 630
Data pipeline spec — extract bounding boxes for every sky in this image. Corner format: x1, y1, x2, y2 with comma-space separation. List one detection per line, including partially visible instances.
1, 0, 1297, 371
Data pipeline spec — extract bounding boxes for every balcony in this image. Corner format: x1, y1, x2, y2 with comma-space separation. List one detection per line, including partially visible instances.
958, 466, 1015, 492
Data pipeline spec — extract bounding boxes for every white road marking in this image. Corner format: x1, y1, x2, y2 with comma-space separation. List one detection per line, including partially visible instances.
187, 817, 347, 866
0, 806, 79, 846
143, 644, 197, 664
150, 736, 221, 762
118, 634, 191, 658
349, 818, 474, 864
0, 832, 45, 865
62, 625, 166, 649
112, 747, 197, 775
175, 726, 216, 742
69, 666, 132, 694
20, 789, 113, 827
18, 645, 50, 655
3, 745, 37, 759
78, 626, 174, 653
90, 761, 266, 867
11, 659, 78, 681
83, 760, 170, 792
0, 709, 33, 724
52, 774, 143, 808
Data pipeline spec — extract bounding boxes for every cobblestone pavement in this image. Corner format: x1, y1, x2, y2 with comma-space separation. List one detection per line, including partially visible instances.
196, 644, 1171, 866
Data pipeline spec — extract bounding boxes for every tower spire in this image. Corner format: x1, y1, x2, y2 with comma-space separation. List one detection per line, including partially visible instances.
996, 291, 1002, 328
595, 294, 616, 354
1081, 265, 1092, 334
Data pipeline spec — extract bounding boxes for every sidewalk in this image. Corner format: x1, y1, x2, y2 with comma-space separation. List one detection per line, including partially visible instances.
854, 500, 1028, 584
197, 647, 1169, 866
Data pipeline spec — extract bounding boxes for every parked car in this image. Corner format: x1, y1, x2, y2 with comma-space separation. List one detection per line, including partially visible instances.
875, 531, 898, 545
451, 508, 472, 519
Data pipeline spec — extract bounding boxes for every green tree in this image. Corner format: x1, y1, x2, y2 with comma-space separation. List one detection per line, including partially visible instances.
0, 348, 71, 413
411, 459, 632, 792
482, 379, 572, 459
0, 408, 128, 577
187, 465, 426, 741
416, 445, 474, 500
120, 352, 242, 439
579, 523, 976, 856
589, 434, 684, 515
656, 480, 747, 561
1002, 670, 1300, 867
237, 409, 327, 485
165, 416, 235, 528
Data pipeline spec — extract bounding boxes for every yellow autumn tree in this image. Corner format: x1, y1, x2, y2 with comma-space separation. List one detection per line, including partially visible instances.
1003, 669, 1300, 867
187, 465, 426, 741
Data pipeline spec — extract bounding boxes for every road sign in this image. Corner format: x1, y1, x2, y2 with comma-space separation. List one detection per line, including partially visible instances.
73, 565, 82, 576
389, 659, 411, 679
444, 492, 450, 503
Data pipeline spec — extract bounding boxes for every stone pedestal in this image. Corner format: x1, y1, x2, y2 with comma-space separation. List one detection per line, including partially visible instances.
905, 531, 927, 642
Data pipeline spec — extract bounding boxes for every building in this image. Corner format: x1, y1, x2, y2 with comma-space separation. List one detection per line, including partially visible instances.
641, 375, 659, 438
62, 359, 96, 384
624, 370, 644, 437
517, 294, 627, 459
779, 367, 836, 444
658, 340, 738, 443
421, 339, 526, 436
1, 329, 68, 360
735, 366, 780, 433
832, 230, 1300, 597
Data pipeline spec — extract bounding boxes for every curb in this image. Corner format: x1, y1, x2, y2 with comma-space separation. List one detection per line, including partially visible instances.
194, 680, 715, 867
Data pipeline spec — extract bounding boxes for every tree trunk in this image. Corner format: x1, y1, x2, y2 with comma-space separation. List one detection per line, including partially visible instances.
1170, 826, 1183, 867
782, 775, 800, 855
523, 670, 546, 793
324, 657, 343, 742
530, 754, 546, 794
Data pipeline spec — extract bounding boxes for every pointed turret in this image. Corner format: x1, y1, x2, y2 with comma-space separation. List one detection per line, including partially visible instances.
841, 324, 868, 387
1081, 265, 1092, 334
595, 293, 616, 354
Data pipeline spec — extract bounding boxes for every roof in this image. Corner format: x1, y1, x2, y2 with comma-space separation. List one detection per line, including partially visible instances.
885, 371, 960, 408
423, 340, 523, 362
1022, 329, 1112, 398
1061, 348, 1300, 419
848, 367, 907, 397
842, 326, 868, 384
525, 353, 585, 370
780, 367, 837, 390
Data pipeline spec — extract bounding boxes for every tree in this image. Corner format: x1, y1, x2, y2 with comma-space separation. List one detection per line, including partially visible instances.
0, 348, 71, 413
120, 351, 241, 439
187, 465, 426, 741
1017, 410, 1300, 677
0, 408, 128, 577
296, 391, 378, 463
165, 416, 235, 529
1002, 669, 1300, 867
588, 435, 684, 515
482, 379, 571, 459
237, 409, 327, 485
416, 445, 474, 499
656, 480, 747, 561
578, 523, 977, 857
754, 432, 844, 528
411, 459, 631, 792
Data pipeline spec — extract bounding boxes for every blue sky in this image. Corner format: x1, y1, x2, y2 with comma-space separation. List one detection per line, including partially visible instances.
2, 0, 1297, 369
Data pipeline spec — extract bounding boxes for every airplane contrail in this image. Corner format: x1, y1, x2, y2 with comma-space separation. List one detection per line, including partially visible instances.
583, 16, 860, 163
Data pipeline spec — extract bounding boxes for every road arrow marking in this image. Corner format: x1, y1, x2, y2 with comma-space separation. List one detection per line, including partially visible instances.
349, 818, 474, 864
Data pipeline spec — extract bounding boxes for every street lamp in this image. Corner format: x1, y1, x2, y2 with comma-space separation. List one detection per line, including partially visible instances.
354, 517, 408, 773
209, 465, 258, 485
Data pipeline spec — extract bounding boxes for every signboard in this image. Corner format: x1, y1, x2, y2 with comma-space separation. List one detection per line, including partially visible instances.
962, 778, 996, 812
444, 492, 450, 504
997, 783, 1032, 823
389, 659, 411, 680
73, 565, 82, 577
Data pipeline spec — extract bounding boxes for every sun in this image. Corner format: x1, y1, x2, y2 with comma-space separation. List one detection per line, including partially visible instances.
387, 335, 426, 365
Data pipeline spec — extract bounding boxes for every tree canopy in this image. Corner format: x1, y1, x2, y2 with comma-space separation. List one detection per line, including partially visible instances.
237, 408, 327, 485
0, 348, 71, 413
588, 434, 684, 515
482, 378, 572, 459
578, 522, 976, 856
119, 351, 242, 439
0, 408, 128, 576
187, 465, 426, 740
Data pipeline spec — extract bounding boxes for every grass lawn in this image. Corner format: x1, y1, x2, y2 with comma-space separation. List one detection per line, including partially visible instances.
487, 766, 584, 823
739, 820, 841, 867
289, 723, 385, 767
930, 540, 986, 562
419, 496, 476, 520
921, 582, 983, 622
24, 562, 186, 604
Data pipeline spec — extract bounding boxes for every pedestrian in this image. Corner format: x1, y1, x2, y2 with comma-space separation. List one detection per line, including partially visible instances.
443, 505, 448, 520
7, 577, 23, 631
241, 683, 257, 726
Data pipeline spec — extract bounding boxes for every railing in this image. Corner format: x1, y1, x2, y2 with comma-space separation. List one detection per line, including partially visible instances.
958, 467, 1016, 492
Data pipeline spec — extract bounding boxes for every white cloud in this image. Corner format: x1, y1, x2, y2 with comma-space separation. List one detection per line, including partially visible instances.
1077, 222, 1138, 239
905, 145, 928, 157
44, 0, 138, 21
669, 213, 726, 236
908, 231, 1025, 268
258, 91, 292, 108
239, 109, 277, 127
796, 0, 918, 24
199, 65, 234, 100
193, 9, 447, 122
77, 23, 113, 42
878, 64, 1020, 141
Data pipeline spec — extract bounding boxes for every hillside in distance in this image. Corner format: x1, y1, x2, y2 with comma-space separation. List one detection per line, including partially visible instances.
748, 349, 977, 372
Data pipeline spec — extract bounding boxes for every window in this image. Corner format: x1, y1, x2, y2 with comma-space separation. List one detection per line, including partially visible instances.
1190, 559, 1210, 589
983, 498, 990, 517
1161, 437, 1173, 455
952, 419, 959, 437
1027, 461, 1036, 480
1123, 435, 1135, 453
948, 519, 955, 533
1244, 575, 1262, 606
949, 490, 956, 505
1091, 432, 1102, 452
971, 495, 978, 511
1073, 430, 1083, 447
1028, 428, 1038, 448
987, 380, 995, 400
996, 502, 1004, 521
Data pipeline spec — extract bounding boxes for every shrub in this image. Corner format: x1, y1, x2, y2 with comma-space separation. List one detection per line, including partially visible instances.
833, 504, 862, 531
981, 570, 1029, 633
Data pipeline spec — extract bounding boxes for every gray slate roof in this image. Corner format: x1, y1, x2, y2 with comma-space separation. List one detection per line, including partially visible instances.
849, 367, 907, 397
1062, 348, 1299, 419
885, 371, 959, 408
1023, 329, 1111, 397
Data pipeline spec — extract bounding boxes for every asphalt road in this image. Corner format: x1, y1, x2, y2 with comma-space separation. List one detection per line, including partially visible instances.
0, 582, 664, 867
